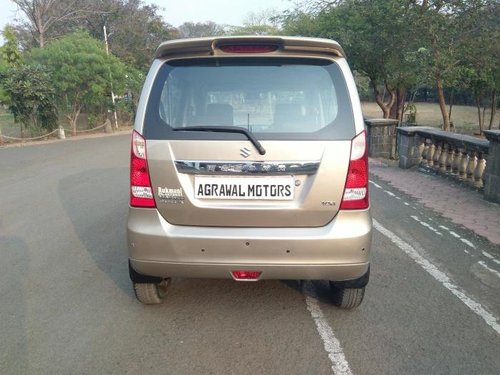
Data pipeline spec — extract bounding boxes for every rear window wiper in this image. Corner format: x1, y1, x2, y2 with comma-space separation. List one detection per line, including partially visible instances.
173, 126, 266, 155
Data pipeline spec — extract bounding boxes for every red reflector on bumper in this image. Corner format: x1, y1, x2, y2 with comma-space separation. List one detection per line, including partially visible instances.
231, 271, 262, 281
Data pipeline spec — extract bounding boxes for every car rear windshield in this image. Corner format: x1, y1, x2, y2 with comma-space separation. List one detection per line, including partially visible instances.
144, 57, 355, 140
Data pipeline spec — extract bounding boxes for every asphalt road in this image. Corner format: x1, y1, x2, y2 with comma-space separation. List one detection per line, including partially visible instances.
1, 134, 499, 375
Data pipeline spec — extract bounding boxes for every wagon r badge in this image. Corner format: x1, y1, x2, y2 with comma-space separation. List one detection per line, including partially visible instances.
158, 187, 185, 204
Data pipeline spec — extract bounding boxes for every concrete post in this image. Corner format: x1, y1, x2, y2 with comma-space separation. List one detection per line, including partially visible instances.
396, 126, 421, 168
58, 127, 66, 140
483, 130, 500, 203
364, 118, 399, 159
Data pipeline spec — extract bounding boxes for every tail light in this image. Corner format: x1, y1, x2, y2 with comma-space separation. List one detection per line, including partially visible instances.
130, 131, 156, 208
340, 131, 369, 210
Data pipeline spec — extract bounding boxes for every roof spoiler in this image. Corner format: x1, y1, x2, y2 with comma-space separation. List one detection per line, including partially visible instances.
155, 36, 345, 60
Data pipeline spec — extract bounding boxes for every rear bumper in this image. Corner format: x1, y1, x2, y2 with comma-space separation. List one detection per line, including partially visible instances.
127, 208, 372, 281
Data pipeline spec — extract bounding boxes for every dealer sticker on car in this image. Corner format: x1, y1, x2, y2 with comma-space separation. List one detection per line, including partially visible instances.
194, 176, 294, 200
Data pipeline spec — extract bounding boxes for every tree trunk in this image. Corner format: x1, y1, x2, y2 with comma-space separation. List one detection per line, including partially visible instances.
384, 81, 396, 118
436, 75, 450, 131
389, 88, 405, 120
66, 106, 81, 136
39, 31, 44, 48
448, 89, 454, 121
389, 90, 398, 119
372, 80, 391, 118
397, 88, 406, 121
489, 89, 497, 130
71, 107, 82, 136
475, 92, 483, 135
34, 7, 45, 48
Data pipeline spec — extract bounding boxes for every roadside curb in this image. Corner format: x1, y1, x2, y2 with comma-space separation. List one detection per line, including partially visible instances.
0, 127, 132, 149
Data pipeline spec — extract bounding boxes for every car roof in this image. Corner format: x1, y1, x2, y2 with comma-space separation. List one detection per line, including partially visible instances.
155, 36, 346, 60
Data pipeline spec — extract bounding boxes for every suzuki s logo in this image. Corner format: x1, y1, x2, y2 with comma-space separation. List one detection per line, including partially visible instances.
240, 147, 251, 158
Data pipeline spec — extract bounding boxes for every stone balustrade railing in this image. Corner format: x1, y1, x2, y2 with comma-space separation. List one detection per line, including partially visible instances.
397, 127, 500, 203
397, 127, 489, 187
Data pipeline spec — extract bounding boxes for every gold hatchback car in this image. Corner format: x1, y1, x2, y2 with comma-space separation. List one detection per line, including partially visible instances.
127, 36, 372, 308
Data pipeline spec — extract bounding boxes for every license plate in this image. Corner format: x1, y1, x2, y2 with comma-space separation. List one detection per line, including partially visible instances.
194, 176, 294, 200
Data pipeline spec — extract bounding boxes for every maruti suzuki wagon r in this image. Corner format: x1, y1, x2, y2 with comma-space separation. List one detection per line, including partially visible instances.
127, 36, 372, 308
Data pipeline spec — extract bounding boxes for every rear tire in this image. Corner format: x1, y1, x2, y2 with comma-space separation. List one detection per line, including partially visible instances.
133, 279, 170, 305
329, 283, 365, 309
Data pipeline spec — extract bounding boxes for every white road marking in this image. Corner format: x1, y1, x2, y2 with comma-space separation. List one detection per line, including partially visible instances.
373, 219, 500, 335
411, 215, 443, 236
368, 180, 401, 200
439, 225, 471, 243
368, 180, 382, 189
478, 261, 500, 279
464, 249, 470, 254
482, 251, 494, 259
460, 239, 476, 249
305, 296, 353, 375
437, 225, 492, 260
482, 251, 500, 265
439, 225, 462, 239
403, 202, 410, 206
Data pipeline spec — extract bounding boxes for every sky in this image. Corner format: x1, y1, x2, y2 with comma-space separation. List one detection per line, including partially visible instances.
0, 0, 294, 40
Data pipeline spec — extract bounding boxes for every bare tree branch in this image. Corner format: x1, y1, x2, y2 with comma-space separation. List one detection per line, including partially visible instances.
11, 0, 97, 47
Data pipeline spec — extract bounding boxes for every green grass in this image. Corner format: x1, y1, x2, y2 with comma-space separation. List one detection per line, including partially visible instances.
361, 102, 497, 135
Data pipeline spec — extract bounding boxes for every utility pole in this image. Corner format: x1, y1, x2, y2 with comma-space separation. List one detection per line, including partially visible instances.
104, 25, 119, 129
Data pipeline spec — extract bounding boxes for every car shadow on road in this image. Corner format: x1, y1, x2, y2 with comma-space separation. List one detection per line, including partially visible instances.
58, 167, 132, 297
281, 280, 335, 305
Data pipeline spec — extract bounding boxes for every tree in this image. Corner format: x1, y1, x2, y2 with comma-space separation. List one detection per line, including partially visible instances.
276, 7, 318, 37
10, 0, 92, 47
30, 32, 127, 135
229, 10, 281, 35
80, 0, 177, 70
0, 26, 22, 66
0, 25, 23, 105
0, 64, 57, 136
178, 21, 226, 38
457, 1, 499, 132
120, 65, 144, 119
409, 0, 498, 131
281, 0, 421, 120
11, 0, 176, 69
281, 0, 498, 130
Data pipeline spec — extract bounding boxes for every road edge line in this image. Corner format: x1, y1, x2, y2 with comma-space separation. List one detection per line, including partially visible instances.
305, 296, 353, 375
373, 219, 500, 335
